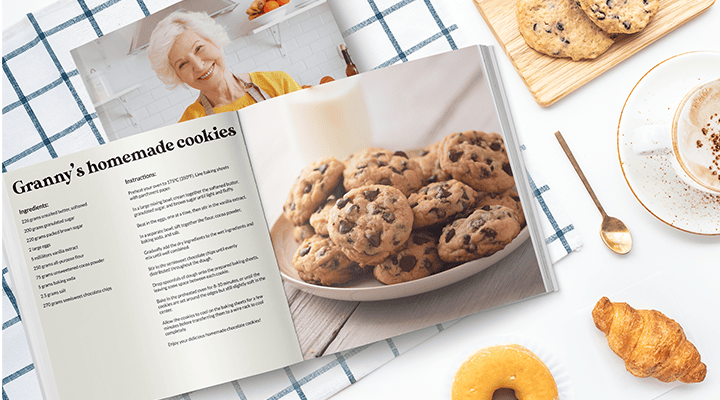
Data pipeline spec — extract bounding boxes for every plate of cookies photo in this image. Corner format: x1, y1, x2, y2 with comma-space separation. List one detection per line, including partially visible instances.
474, 0, 715, 106
270, 131, 530, 302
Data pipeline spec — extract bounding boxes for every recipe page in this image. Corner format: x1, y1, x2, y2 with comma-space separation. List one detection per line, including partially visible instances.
2, 112, 302, 400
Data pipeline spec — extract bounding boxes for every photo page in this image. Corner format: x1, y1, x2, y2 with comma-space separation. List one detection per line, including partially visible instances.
237, 46, 555, 357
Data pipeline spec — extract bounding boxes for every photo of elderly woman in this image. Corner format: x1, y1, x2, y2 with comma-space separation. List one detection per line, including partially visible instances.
148, 11, 302, 122
70, 0, 347, 141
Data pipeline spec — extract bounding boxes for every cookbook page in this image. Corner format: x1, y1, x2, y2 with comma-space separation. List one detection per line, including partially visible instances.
1, 112, 302, 400
238, 46, 554, 359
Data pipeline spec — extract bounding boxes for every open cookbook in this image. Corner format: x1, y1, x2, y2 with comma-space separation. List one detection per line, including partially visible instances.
3, 0, 558, 397
2, 44, 557, 400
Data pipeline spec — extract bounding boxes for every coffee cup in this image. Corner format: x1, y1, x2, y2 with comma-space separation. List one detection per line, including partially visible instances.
632, 78, 720, 194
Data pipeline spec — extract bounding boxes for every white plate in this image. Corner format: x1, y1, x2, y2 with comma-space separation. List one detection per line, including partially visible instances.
617, 51, 720, 235
271, 215, 530, 301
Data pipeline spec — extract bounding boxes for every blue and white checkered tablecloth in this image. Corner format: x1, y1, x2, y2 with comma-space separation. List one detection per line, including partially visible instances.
2, 1, 582, 399
327, 0, 459, 72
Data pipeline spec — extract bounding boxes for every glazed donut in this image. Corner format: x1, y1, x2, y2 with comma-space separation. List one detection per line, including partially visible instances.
451, 344, 558, 400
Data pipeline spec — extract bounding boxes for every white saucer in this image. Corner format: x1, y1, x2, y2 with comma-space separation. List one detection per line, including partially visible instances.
617, 51, 720, 235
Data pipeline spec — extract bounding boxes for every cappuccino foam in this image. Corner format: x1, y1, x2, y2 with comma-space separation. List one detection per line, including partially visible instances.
674, 79, 720, 192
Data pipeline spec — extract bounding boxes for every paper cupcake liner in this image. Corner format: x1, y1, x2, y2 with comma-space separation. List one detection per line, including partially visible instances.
445, 333, 575, 399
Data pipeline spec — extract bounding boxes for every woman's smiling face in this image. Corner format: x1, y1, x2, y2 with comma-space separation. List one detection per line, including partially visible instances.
168, 30, 226, 91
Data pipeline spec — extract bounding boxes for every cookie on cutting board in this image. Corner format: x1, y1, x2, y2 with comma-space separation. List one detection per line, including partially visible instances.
576, 0, 660, 34
516, 0, 615, 61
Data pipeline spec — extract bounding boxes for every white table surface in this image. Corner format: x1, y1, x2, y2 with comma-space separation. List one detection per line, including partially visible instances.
4, 1, 720, 400
328, 2, 720, 400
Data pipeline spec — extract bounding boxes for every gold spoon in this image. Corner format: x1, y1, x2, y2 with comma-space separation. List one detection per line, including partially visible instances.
554, 131, 632, 255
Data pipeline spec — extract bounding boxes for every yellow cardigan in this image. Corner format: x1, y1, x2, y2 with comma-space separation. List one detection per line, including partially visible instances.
178, 71, 301, 123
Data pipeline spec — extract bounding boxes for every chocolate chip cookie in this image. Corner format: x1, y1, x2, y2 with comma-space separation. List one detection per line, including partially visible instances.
373, 231, 445, 285
438, 131, 516, 194
309, 194, 340, 237
408, 179, 479, 228
343, 148, 424, 196
517, 0, 615, 61
476, 189, 526, 228
414, 142, 452, 184
328, 185, 414, 265
292, 235, 365, 286
577, 0, 659, 34
438, 205, 521, 263
283, 157, 345, 225
293, 224, 315, 243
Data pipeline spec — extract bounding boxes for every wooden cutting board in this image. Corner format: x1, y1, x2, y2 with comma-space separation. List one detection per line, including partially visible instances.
473, 0, 715, 107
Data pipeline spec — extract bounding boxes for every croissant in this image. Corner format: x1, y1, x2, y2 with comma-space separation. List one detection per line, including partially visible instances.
592, 296, 706, 383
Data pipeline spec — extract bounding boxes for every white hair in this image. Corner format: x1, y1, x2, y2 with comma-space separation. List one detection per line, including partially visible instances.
147, 10, 230, 88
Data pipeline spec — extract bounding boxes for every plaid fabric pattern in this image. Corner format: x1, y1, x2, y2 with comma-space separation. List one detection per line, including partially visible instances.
2, 0, 158, 173
327, 0, 458, 72
2, 267, 43, 400
520, 145, 583, 261
2, 1, 580, 399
